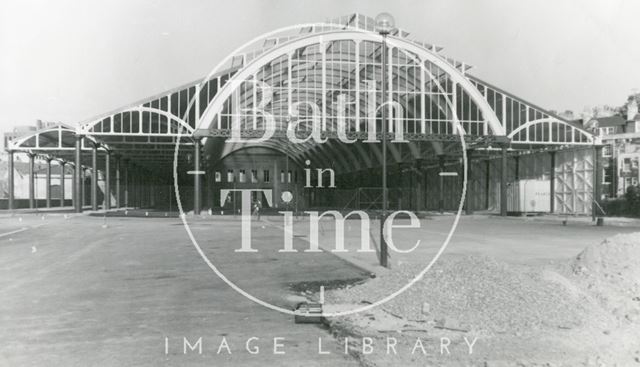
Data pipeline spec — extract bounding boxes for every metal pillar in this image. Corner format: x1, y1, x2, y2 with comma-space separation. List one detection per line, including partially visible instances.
71, 165, 76, 209
81, 168, 86, 208
28, 154, 35, 209
500, 147, 508, 216
415, 159, 424, 212
194, 139, 202, 215
139, 174, 143, 208
145, 176, 149, 208
139, 172, 143, 208
8, 151, 14, 210
104, 151, 110, 210
138, 171, 142, 208
438, 155, 445, 213
131, 169, 136, 208
203, 174, 208, 210
123, 161, 129, 207
379, 34, 389, 268
135, 172, 139, 208
59, 162, 66, 207
465, 151, 473, 215
45, 159, 51, 208
74, 135, 83, 213
593, 145, 603, 221
132, 167, 136, 208
137, 172, 141, 208
273, 160, 279, 209
485, 160, 491, 210
91, 144, 98, 211
115, 156, 121, 208
549, 152, 556, 213
140, 171, 143, 208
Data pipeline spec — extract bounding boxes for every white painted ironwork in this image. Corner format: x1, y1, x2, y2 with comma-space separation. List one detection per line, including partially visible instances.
508, 118, 594, 145
9, 124, 106, 152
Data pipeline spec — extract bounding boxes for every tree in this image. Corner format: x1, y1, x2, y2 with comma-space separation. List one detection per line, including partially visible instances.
617, 92, 640, 119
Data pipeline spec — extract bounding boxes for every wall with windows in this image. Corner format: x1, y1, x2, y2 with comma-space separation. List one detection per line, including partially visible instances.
617, 152, 640, 195
598, 138, 640, 198
208, 146, 304, 210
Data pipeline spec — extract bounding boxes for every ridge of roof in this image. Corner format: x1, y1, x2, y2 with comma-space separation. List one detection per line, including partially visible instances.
591, 115, 626, 127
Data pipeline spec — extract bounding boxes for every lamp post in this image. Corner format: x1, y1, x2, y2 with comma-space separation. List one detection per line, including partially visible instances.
376, 12, 395, 268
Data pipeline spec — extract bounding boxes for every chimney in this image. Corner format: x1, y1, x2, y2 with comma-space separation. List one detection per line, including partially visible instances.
627, 99, 638, 121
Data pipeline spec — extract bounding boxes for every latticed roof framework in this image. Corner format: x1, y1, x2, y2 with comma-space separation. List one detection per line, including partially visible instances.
8, 14, 595, 177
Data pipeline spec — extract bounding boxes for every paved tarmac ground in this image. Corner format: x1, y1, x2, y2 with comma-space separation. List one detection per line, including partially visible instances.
2, 212, 638, 366
0, 213, 367, 366
300, 214, 640, 271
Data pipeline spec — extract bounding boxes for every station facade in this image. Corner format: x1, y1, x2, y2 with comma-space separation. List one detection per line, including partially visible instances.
4, 14, 602, 217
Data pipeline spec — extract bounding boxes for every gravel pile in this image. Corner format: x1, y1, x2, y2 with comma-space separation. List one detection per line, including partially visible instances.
328, 254, 610, 335
568, 232, 640, 323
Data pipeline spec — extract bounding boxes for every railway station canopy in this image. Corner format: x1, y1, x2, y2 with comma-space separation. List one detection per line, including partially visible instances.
5, 14, 599, 215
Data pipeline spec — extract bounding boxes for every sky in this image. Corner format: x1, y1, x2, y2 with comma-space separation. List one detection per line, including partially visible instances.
1, 0, 639, 132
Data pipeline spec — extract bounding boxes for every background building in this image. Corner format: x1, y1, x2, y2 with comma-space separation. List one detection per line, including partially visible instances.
590, 98, 640, 198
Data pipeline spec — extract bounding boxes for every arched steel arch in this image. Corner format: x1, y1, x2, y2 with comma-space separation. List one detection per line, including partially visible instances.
9, 124, 106, 153
80, 106, 195, 136
196, 30, 505, 138
507, 118, 595, 144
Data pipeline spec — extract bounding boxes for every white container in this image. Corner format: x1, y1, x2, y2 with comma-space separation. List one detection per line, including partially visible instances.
506, 180, 551, 213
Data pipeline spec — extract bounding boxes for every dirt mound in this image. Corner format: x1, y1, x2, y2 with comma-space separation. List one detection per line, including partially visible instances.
328, 254, 610, 335
568, 232, 640, 323
325, 236, 640, 366
571, 232, 640, 284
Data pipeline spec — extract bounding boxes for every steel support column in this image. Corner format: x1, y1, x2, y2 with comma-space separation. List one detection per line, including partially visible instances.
273, 160, 279, 209
203, 174, 208, 210
593, 145, 603, 221
415, 159, 424, 212
485, 159, 490, 210
91, 144, 98, 211
45, 159, 51, 208
139, 174, 144, 208
8, 151, 14, 210
145, 175, 149, 207
59, 162, 66, 207
438, 155, 445, 213
74, 135, 83, 213
123, 161, 129, 207
396, 164, 404, 210
115, 157, 121, 208
194, 139, 202, 215
549, 151, 556, 213
500, 147, 508, 216
81, 168, 86, 208
104, 151, 110, 210
465, 150, 473, 215
28, 153, 35, 209
131, 169, 136, 208
141, 172, 145, 208
379, 34, 389, 269
71, 165, 76, 209
135, 172, 140, 208
137, 171, 140, 208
